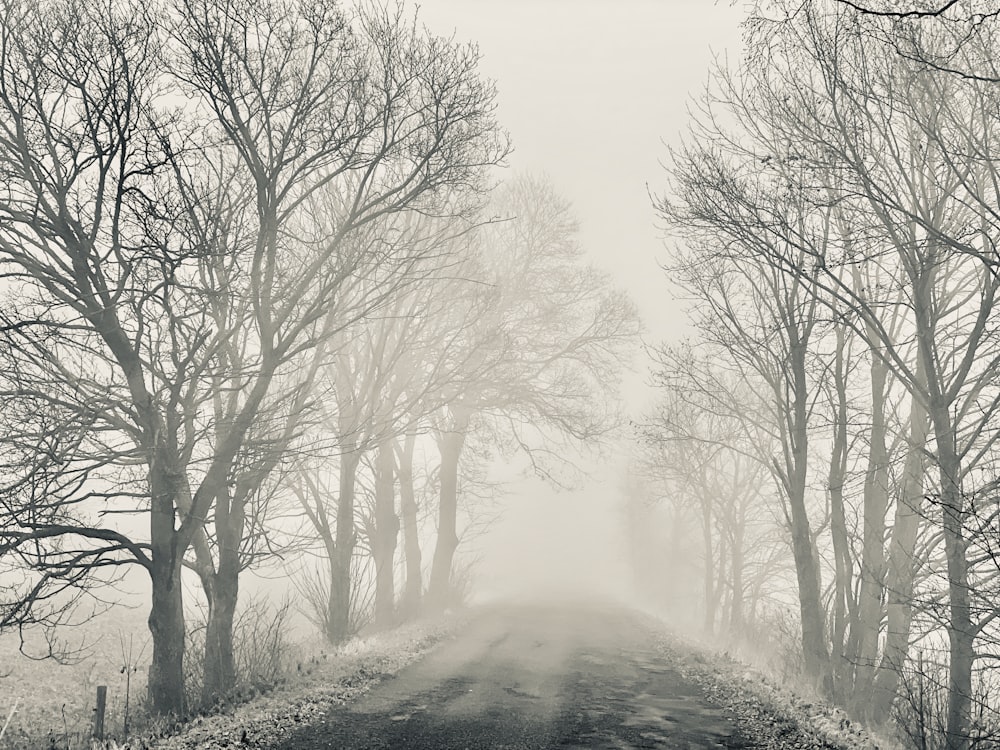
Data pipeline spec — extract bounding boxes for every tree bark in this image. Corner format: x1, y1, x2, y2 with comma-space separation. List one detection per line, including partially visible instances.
828, 322, 853, 703
934, 416, 974, 750
147, 561, 186, 717
372, 440, 399, 630
870, 384, 928, 723
867, 382, 930, 724
913, 257, 973, 749
396, 431, 422, 619
328, 450, 360, 643
201, 578, 238, 706
427, 407, 470, 612
146, 455, 188, 716
787, 338, 830, 691
851, 349, 890, 717
201, 482, 244, 706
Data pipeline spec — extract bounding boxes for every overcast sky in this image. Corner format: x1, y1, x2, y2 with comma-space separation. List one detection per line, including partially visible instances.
403, 2, 749, 597
413, 1, 747, 343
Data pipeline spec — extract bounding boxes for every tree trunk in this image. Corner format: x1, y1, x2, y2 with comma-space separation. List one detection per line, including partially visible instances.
147, 460, 187, 716
728, 519, 744, 636
787, 495, 829, 687
328, 450, 360, 643
396, 431, 422, 619
851, 351, 890, 717
935, 422, 974, 750
147, 557, 186, 716
201, 579, 238, 705
201, 482, 244, 706
913, 258, 973, 749
372, 440, 399, 630
828, 323, 853, 703
787, 338, 830, 690
427, 408, 470, 612
870, 372, 928, 723
700, 489, 716, 636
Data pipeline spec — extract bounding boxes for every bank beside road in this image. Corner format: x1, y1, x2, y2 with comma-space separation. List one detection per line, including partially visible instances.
148, 603, 896, 750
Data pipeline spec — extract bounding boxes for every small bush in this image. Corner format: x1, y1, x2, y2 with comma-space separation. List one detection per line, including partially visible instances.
893, 654, 1000, 750
234, 596, 292, 694
736, 605, 805, 686
293, 555, 375, 644
182, 595, 294, 711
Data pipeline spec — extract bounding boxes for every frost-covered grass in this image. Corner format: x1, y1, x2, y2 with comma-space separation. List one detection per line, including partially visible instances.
3, 604, 909, 749
0, 606, 150, 750
654, 629, 904, 750
0, 609, 463, 750
141, 614, 464, 749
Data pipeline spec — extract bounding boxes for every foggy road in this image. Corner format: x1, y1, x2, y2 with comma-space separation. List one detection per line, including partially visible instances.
265, 605, 743, 749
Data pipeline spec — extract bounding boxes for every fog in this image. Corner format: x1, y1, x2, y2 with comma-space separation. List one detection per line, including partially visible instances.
400, 0, 747, 610
5, 1, 1000, 747
472, 475, 635, 606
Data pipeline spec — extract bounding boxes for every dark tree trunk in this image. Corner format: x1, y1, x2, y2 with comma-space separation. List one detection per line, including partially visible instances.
329, 450, 360, 643
914, 262, 973, 749
787, 493, 829, 687
372, 440, 399, 630
147, 461, 187, 716
147, 556, 186, 716
787, 339, 830, 691
396, 431, 422, 619
202, 579, 238, 705
935, 420, 974, 750
427, 408, 470, 612
201, 482, 244, 706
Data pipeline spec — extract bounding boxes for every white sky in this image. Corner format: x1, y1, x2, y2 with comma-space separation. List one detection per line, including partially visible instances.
414, 0, 747, 344
406, 2, 749, 599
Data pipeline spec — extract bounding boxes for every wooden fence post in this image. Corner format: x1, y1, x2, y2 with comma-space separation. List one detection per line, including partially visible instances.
93, 685, 107, 741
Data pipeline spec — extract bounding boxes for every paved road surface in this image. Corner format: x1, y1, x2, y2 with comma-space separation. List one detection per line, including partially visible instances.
267, 604, 746, 749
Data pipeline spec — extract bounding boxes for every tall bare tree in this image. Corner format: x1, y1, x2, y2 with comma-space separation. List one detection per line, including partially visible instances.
0, 0, 506, 714
664, 4, 1000, 742
423, 175, 641, 610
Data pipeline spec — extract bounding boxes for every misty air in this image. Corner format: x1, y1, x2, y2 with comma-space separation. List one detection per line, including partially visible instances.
0, 1, 994, 749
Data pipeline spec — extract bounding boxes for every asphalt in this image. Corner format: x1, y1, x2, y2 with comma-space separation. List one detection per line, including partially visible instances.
265, 603, 748, 749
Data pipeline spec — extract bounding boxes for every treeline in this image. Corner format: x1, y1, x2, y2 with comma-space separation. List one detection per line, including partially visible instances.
0, 0, 638, 719
639, 3, 1000, 749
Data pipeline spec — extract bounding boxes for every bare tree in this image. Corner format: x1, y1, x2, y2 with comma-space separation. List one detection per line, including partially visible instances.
422, 175, 641, 610
639, 374, 779, 640
664, 4, 1000, 742
656, 176, 834, 689
0, 0, 506, 714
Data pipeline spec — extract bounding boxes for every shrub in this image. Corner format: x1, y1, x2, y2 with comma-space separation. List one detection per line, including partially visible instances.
893, 653, 1000, 750
182, 595, 294, 712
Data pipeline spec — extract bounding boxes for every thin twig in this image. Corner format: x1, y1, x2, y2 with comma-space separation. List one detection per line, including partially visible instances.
0, 698, 19, 741
835, 0, 960, 17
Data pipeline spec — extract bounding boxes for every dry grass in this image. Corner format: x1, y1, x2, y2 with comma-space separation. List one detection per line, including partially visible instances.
149, 614, 463, 749
0, 607, 150, 750
0, 602, 462, 750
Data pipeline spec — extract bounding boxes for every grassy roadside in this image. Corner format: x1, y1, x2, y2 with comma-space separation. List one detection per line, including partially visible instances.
652, 628, 902, 750
143, 614, 465, 750
0, 611, 465, 750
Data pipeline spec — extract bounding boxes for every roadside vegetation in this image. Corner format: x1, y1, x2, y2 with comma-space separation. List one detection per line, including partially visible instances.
0, 0, 638, 744
635, 2, 1000, 748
